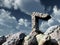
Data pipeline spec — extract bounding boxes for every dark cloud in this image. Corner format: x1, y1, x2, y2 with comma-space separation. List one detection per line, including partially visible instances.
40, 0, 60, 14
0, 7, 31, 20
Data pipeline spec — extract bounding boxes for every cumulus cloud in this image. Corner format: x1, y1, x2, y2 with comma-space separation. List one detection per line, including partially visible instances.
18, 18, 31, 27
0, 0, 45, 15
16, 18, 31, 34
0, 9, 18, 35
0, 0, 22, 9
39, 6, 60, 32
0, 9, 31, 36
1, 0, 60, 34
39, 21, 49, 32
1, 0, 60, 15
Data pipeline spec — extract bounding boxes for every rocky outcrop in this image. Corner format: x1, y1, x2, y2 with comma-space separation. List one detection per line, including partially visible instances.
23, 29, 40, 45
24, 35, 38, 45
0, 12, 60, 45
36, 34, 50, 45
31, 12, 51, 36
0, 26, 60, 45
44, 25, 60, 45
0, 36, 6, 45
2, 32, 26, 45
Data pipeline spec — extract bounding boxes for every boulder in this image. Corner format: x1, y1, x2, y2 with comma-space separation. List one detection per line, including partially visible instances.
23, 29, 42, 45
43, 39, 58, 45
36, 34, 50, 45
44, 25, 60, 45
2, 32, 26, 45
0, 36, 6, 45
24, 34, 38, 45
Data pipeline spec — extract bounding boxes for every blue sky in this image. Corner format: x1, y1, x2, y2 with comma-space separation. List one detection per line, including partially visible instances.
0, 0, 60, 36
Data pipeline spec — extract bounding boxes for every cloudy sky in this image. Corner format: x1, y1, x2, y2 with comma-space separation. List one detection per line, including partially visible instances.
0, 0, 60, 36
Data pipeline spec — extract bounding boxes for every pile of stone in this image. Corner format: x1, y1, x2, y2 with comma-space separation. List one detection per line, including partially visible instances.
0, 25, 60, 45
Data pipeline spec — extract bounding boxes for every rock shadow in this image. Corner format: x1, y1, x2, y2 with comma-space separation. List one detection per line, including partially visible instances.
43, 39, 58, 45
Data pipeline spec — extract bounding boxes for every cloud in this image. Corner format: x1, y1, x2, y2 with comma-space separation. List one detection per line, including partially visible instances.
39, 21, 49, 32
40, 0, 60, 14
34, 0, 40, 2
19, 0, 45, 14
0, 9, 31, 36
1, 0, 60, 15
39, 6, 60, 32
0, 0, 22, 9
51, 6, 60, 23
0, 9, 18, 35
18, 18, 24, 25
0, 0, 45, 15
1, 0, 60, 34
18, 18, 31, 27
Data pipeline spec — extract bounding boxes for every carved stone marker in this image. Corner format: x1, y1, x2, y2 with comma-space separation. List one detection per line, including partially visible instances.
31, 12, 51, 32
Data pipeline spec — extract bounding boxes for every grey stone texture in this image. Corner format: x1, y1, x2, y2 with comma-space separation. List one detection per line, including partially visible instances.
45, 25, 60, 45
31, 12, 51, 32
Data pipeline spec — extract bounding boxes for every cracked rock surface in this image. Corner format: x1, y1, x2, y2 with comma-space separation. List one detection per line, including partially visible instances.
2, 32, 26, 45
44, 25, 60, 45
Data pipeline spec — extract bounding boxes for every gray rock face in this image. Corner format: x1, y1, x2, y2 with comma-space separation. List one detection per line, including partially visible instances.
23, 12, 51, 45
44, 25, 60, 45
2, 32, 26, 45
24, 35, 38, 45
31, 12, 51, 35
23, 30, 40, 45
0, 36, 6, 45
36, 34, 50, 45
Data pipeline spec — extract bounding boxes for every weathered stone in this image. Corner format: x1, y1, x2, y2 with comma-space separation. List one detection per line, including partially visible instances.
36, 34, 50, 45
2, 32, 26, 45
23, 29, 42, 45
24, 28, 48, 45
23, 12, 51, 45
0, 36, 6, 45
31, 12, 51, 34
24, 34, 38, 45
23, 30, 39, 45
44, 25, 60, 45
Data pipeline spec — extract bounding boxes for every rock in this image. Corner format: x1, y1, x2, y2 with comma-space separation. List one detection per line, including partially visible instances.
0, 36, 6, 45
2, 32, 26, 45
36, 34, 50, 45
44, 25, 59, 35
43, 39, 58, 45
17, 33, 26, 45
44, 25, 60, 45
23, 35, 36, 45
24, 35, 38, 45
23, 30, 41, 45
24, 36, 38, 45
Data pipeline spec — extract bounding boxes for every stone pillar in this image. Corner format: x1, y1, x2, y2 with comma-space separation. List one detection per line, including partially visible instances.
31, 12, 51, 32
